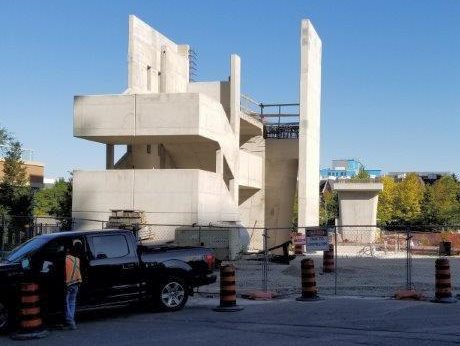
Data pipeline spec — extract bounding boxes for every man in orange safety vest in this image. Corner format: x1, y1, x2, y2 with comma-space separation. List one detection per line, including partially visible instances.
64, 240, 83, 330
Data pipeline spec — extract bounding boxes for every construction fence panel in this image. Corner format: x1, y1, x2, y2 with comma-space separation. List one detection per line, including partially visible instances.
332, 226, 408, 297
2, 217, 460, 301
408, 227, 460, 299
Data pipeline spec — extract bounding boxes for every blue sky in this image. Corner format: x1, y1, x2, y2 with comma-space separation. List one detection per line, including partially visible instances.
1, 0, 459, 178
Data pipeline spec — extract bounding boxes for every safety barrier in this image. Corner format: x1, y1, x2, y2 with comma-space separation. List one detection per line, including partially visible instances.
294, 232, 304, 256
11, 282, 48, 340
296, 258, 321, 301
323, 244, 334, 273
432, 258, 456, 303
214, 264, 244, 312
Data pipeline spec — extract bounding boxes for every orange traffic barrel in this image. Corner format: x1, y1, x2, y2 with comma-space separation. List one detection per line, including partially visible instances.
323, 244, 334, 273
432, 258, 456, 303
214, 264, 244, 312
294, 233, 304, 256
10, 282, 49, 340
296, 258, 322, 301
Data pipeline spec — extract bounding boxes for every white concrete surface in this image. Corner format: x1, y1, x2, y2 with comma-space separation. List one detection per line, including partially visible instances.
298, 19, 321, 229
73, 169, 239, 239
127, 15, 189, 94
334, 182, 383, 242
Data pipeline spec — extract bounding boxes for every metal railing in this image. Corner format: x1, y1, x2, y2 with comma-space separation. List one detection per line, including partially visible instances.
240, 95, 300, 139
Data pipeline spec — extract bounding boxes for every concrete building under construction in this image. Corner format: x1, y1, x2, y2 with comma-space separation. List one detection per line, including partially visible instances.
72, 15, 322, 249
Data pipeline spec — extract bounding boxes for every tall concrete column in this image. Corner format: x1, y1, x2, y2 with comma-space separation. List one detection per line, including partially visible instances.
106, 144, 114, 169
230, 54, 241, 136
216, 149, 224, 176
229, 54, 241, 204
298, 19, 322, 228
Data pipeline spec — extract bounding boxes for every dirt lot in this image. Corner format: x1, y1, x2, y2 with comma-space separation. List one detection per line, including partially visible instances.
201, 246, 460, 298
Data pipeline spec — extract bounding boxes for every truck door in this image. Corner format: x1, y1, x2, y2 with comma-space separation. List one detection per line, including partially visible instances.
34, 236, 89, 313
86, 233, 141, 305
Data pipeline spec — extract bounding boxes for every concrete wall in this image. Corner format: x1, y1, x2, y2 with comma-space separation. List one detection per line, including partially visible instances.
127, 15, 189, 94
188, 81, 230, 117
239, 136, 265, 251
298, 19, 322, 228
239, 149, 263, 190
265, 139, 298, 248
73, 169, 239, 240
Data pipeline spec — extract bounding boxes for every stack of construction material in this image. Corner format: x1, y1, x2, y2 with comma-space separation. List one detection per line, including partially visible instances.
106, 210, 145, 231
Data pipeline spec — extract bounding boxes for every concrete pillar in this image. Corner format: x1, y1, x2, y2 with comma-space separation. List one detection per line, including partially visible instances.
298, 19, 322, 228
216, 150, 224, 176
229, 54, 241, 204
334, 182, 383, 243
230, 54, 241, 136
158, 144, 166, 169
106, 144, 114, 169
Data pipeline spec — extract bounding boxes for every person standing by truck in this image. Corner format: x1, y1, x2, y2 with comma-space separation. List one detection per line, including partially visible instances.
64, 240, 83, 330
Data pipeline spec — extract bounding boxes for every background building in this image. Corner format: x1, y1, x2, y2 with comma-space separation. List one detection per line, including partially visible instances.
0, 146, 44, 189
386, 171, 452, 185
320, 159, 381, 180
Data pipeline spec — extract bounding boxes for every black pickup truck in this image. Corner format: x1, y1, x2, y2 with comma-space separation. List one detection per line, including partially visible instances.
0, 229, 216, 331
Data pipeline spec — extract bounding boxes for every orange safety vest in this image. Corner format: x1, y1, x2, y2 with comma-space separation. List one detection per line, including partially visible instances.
65, 255, 82, 286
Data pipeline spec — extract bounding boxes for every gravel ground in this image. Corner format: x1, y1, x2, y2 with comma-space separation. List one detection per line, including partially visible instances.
200, 247, 460, 298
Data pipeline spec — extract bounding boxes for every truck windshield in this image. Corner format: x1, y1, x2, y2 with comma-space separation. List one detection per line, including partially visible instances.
6, 237, 50, 263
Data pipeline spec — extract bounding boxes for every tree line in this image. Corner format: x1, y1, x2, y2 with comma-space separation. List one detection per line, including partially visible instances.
320, 171, 460, 227
0, 124, 72, 246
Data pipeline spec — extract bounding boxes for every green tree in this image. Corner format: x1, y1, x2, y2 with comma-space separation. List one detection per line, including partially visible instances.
0, 126, 11, 146
34, 178, 72, 229
0, 129, 34, 244
394, 173, 425, 224
377, 176, 397, 225
2, 141, 28, 186
350, 167, 371, 182
422, 176, 460, 225
320, 190, 338, 226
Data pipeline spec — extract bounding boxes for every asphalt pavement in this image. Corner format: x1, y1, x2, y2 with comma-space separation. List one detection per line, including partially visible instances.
2, 295, 460, 345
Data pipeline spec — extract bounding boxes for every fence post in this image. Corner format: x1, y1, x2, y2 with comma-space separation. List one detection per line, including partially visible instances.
262, 228, 268, 293
334, 225, 338, 295
0, 215, 4, 251
406, 228, 413, 290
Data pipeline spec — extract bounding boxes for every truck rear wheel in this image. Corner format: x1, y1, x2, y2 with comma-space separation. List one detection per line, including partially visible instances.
0, 302, 9, 333
157, 276, 188, 312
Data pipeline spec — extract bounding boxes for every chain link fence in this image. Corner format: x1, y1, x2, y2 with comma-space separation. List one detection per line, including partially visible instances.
1, 217, 459, 299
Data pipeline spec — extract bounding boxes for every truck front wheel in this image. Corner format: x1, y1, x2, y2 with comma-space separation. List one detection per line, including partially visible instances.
157, 276, 188, 312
